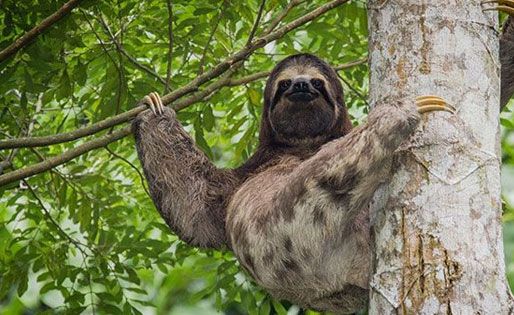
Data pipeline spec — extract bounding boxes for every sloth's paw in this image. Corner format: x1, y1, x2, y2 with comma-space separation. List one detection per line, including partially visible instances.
482, 0, 514, 16
141, 91, 165, 115
415, 96, 455, 115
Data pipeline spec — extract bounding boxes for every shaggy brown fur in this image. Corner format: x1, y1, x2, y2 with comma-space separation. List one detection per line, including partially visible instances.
133, 41, 514, 313
501, 17, 514, 108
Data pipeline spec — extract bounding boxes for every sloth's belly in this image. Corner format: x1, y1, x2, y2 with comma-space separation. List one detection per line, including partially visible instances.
226, 173, 370, 313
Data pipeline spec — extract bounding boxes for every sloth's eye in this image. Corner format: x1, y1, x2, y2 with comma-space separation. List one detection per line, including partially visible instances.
278, 80, 291, 90
311, 79, 323, 89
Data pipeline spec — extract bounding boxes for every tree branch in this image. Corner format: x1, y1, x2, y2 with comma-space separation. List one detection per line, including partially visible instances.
0, 127, 131, 187
0, 0, 83, 63
104, 146, 150, 198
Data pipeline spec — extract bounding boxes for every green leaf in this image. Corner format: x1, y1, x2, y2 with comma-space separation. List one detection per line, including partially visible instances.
259, 299, 271, 315
272, 300, 288, 315
16, 274, 28, 297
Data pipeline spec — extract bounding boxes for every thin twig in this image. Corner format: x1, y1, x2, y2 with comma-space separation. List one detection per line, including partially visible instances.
95, 14, 125, 117
246, 0, 267, 46
104, 145, 151, 197
1, 95, 43, 174
81, 11, 121, 74
0, 0, 83, 63
94, 12, 166, 85
175, 61, 245, 110
164, 0, 174, 94
23, 180, 91, 257
197, 0, 228, 75
337, 69, 369, 106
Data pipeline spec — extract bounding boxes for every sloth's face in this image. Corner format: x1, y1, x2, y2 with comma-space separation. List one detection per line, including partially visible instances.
269, 66, 337, 140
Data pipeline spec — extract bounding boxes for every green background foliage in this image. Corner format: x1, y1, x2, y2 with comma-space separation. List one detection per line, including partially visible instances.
0, 0, 512, 314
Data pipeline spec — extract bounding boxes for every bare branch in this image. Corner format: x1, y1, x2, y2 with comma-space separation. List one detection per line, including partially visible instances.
0, 109, 139, 150
24, 179, 91, 257
0, 0, 83, 63
175, 61, 245, 110
164, 0, 174, 93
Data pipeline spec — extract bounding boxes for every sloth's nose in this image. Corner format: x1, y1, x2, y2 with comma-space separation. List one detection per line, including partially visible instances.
292, 80, 310, 93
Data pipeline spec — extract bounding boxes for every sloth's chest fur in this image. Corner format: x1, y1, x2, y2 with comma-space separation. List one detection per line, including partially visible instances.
226, 157, 370, 312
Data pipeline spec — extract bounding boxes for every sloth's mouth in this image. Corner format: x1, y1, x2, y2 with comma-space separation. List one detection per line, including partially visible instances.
286, 91, 318, 102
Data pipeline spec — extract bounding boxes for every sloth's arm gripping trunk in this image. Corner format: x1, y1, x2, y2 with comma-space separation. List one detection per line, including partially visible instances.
132, 108, 238, 249
293, 103, 422, 221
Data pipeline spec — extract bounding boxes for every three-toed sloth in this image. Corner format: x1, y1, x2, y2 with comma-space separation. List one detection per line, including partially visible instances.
133, 16, 514, 314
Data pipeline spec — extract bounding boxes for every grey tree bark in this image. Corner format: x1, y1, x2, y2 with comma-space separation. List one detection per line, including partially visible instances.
367, 1, 514, 313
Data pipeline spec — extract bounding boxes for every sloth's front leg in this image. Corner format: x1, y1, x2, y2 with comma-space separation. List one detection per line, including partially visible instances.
292, 96, 454, 221
483, 0, 514, 108
133, 92, 238, 249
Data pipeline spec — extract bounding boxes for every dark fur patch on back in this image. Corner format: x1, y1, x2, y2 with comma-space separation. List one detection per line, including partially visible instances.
243, 252, 255, 272
283, 236, 293, 252
312, 204, 326, 226
273, 178, 307, 222
322, 285, 368, 310
318, 164, 358, 204
282, 258, 300, 273
262, 250, 275, 265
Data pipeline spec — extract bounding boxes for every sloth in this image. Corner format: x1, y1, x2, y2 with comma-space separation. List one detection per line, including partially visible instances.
132, 58, 451, 313
132, 12, 514, 314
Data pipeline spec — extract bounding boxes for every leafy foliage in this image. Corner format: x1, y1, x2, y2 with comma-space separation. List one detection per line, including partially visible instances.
0, 0, 512, 314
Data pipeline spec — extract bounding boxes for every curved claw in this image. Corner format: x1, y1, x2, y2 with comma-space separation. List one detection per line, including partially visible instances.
415, 95, 455, 114
482, 0, 514, 15
142, 92, 164, 115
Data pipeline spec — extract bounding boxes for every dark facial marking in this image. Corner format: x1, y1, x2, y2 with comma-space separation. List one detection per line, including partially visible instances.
279, 79, 292, 90
258, 53, 353, 147
311, 78, 323, 89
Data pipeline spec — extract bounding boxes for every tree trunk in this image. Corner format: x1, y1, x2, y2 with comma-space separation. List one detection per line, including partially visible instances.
367, 1, 513, 313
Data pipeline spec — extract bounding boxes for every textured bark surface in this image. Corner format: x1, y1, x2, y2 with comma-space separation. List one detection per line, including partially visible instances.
367, 1, 513, 313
